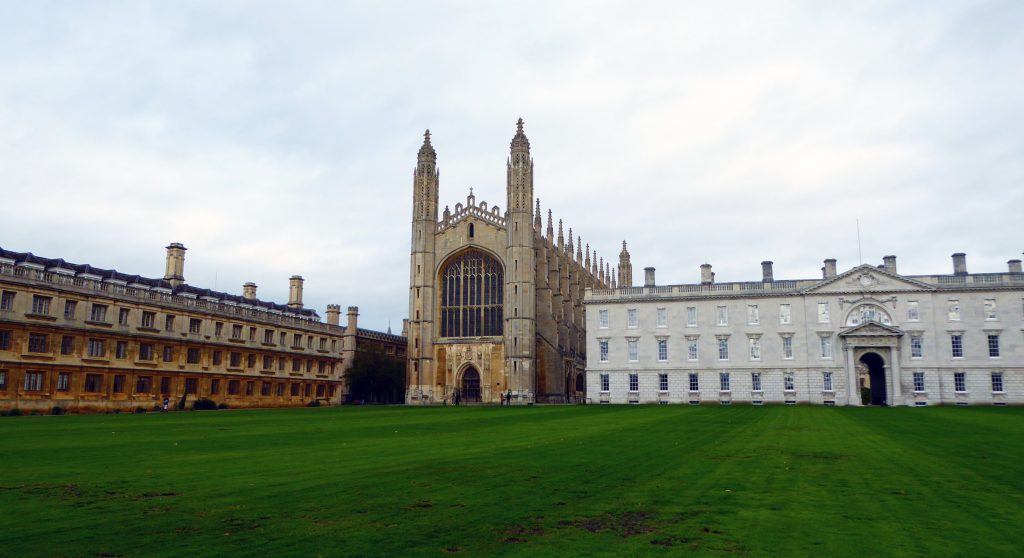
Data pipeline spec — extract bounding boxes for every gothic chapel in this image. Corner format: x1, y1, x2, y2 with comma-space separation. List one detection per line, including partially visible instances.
407, 120, 619, 403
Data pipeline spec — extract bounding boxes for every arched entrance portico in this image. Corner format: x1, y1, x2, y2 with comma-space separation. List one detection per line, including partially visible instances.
859, 352, 887, 406
461, 367, 481, 402
839, 320, 904, 406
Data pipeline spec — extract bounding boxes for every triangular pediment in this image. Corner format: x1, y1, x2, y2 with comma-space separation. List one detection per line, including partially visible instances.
803, 264, 936, 294
838, 321, 904, 337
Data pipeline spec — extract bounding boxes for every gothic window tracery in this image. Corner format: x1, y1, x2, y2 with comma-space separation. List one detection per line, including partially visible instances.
439, 250, 504, 337
845, 304, 893, 326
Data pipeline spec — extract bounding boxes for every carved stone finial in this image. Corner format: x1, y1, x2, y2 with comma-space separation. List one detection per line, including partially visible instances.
418, 128, 436, 159
516, 117, 524, 133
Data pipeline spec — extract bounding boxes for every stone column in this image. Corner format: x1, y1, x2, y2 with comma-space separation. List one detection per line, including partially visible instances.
845, 343, 860, 406
889, 345, 902, 406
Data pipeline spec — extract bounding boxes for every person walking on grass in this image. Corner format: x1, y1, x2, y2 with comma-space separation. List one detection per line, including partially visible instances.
163, 398, 169, 413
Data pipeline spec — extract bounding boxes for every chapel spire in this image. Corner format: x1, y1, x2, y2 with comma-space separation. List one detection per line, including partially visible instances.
506, 117, 533, 213
618, 240, 633, 288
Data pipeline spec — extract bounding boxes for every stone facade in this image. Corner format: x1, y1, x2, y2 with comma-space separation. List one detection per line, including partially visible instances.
0, 244, 405, 413
585, 254, 1024, 406
406, 121, 615, 404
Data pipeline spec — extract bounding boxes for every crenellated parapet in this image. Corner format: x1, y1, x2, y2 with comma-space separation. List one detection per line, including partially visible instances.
437, 189, 506, 233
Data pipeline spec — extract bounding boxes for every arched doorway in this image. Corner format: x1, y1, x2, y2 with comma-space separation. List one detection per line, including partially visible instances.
461, 367, 481, 402
860, 352, 887, 406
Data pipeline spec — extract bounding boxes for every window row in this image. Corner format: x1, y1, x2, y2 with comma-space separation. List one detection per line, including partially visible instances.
597, 334, 832, 363
598, 371, 833, 393
594, 298, 1024, 330
911, 371, 1005, 394
0, 291, 338, 351
0, 332, 337, 374
0, 370, 334, 398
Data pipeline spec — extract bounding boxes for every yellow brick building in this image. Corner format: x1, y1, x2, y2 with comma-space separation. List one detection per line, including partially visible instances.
0, 243, 405, 413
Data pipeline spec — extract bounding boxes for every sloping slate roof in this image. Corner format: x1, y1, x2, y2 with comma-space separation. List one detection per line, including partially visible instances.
0, 246, 319, 319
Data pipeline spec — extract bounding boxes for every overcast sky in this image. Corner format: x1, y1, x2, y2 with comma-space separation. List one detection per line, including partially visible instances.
1, 1, 1021, 331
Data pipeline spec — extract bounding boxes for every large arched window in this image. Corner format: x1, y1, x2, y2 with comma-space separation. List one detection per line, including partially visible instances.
440, 249, 503, 337
846, 304, 893, 326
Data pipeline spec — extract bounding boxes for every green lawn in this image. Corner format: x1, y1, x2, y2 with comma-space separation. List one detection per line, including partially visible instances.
1, 405, 1022, 557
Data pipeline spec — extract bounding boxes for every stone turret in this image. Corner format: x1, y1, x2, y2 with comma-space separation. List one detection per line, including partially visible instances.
505, 118, 537, 402
408, 129, 440, 401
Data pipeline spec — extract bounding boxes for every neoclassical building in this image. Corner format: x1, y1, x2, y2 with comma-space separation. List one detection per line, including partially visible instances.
406, 120, 616, 404
0, 243, 405, 413
585, 253, 1023, 406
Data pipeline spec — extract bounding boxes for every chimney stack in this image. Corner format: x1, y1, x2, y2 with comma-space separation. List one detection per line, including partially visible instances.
700, 263, 713, 285
326, 304, 341, 326
761, 261, 774, 283
163, 243, 187, 288
644, 267, 656, 287
346, 306, 359, 332
952, 253, 967, 276
823, 258, 837, 279
288, 275, 304, 308
882, 255, 897, 274
242, 282, 257, 300
1008, 259, 1022, 274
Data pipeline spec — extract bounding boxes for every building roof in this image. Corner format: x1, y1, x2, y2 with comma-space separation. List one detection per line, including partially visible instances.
0, 246, 320, 319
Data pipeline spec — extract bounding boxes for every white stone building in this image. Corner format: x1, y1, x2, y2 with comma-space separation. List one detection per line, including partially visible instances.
584, 251, 1024, 406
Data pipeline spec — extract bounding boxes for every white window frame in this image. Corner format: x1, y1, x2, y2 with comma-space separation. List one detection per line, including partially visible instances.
950, 334, 964, 358
598, 340, 609, 363
717, 337, 729, 361
598, 309, 609, 329
657, 339, 668, 362
600, 373, 610, 392
686, 306, 697, 327
627, 339, 638, 362
948, 300, 961, 321
819, 335, 833, 359
751, 372, 762, 392
749, 336, 761, 360
907, 301, 920, 322
656, 307, 667, 328
627, 309, 638, 329
628, 373, 639, 392
658, 373, 668, 392
953, 371, 966, 393
913, 372, 925, 393
716, 306, 728, 326
779, 303, 791, 325
987, 334, 1000, 358
823, 371, 834, 392
784, 373, 795, 392
686, 337, 699, 361
781, 335, 793, 360
817, 301, 830, 324
984, 299, 997, 321
719, 372, 730, 392
991, 372, 1004, 393
688, 373, 699, 392
910, 335, 923, 359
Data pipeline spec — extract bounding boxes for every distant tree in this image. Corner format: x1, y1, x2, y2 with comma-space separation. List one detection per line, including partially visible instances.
344, 348, 406, 404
